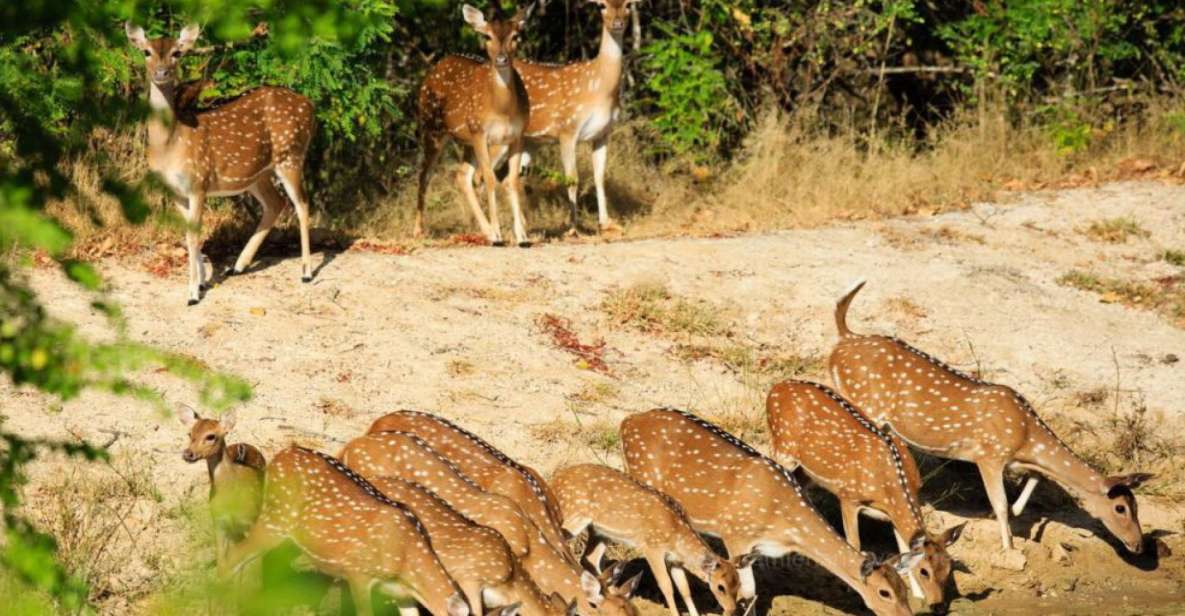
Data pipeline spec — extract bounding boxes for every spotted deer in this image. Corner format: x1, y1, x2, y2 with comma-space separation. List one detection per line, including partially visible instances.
417, 5, 533, 246
830, 281, 1153, 553
178, 407, 265, 566
339, 432, 639, 616
125, 23, 316, 305
367, 411, 570, 564
220, 447, 473, 616
510, 0, 640, 234
551, 464, 743, 616
621, 409, 918, 616
369, 475, 575, 616
766, 381, 965, 611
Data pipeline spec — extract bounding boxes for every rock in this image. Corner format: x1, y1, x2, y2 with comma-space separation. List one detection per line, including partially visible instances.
1051, 542, 1072, 563
991, 548, 1028, 571
1061, 577, 1078, 592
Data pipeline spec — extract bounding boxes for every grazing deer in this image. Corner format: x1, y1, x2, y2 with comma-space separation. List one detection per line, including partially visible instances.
829, 281, 1153, 553
220, 447, 473, 616
766, 381, 965, 611
551, 464, 742, 616
125, 23, 317, 305
339, 432, 640, 616
417, 5, 533, 246
510, 0, 640, 234
369, 475, 576, 616
367, 411, 570, 564
621, 409, 918, 616
178, 407, 265, 566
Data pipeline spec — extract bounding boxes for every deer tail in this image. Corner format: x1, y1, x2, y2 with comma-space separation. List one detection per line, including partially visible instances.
835, 279, 866, 338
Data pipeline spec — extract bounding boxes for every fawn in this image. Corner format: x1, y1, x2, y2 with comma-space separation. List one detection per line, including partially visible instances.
767, 380, 965, 611
340, 431, 640, 616
221, 446, 474, 616
829, 281, 1152, 553
126, 23, 316, 305
552, 464, 743, 616
417, 5, 533, 246
621, 409, 918, 616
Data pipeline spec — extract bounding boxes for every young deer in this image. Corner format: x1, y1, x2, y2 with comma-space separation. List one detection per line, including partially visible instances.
621, 409, 918, 616
178, 407, 266, 566
221, 446, 473, 616
367, 411, 570, 564
510, 0, 640, 234
417, 5, 533, 246
339, 432, 640, 616
829, 281, 1153, 553
126, 23, 317, 305
766, 381, 965, 611
369, 475, 575, 616
551, 464, 742, 616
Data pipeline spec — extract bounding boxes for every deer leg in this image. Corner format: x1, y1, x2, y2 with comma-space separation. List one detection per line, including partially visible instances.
454, 157, 495, 239
591, 135, 617, 232
183, 193, 205, 305
893, 528, 925, 599
229, 179, 285, 275
219, 521, 285, 579
978, 460, 1013, 550
505, 143, 530, 247
839, 500, 863, 551
348, 576, 376, 616
417, 135, 445, 239
1011, 476, 1039, 517
473, 139, 503, 245
462, 581, 484, 616
670, 565, 702, 616
276, 166, 313, 283
644, 549, 681, 616
559, 135, 579, 234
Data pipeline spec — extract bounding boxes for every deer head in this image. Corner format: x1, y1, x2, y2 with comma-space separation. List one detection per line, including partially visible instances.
125, 22, 201, 87
858, 552, 921, 616
908, 523, 965, 610
1081, 473, 1153, 553
462, 4, 533, 70
179, 406, 235, 463
591, 565, 641, 616
700, 554, 742, 616
588, 0, 639, 35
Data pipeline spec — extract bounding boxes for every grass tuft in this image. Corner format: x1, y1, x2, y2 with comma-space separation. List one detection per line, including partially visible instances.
1057, 270, 1185, 326
600, 282, 725, 336
1081, 217, 1150, 243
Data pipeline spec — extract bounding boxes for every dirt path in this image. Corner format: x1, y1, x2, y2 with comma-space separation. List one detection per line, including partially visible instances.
4, 181, 1185, 613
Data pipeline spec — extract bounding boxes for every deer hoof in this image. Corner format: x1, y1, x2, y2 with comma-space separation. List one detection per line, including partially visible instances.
223, 267, 240, 277
491, 240, 507, 247
301, 275, 313, 283
518, 240, 533, 248
187, 298, 199, 307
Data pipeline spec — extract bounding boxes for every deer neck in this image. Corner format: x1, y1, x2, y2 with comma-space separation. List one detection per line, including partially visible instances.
593, 26, 625, 97
205, 440, 228, 490
145, 79, 182, 158
1017, 426, 1107, 499
489, 64, 521, 117
786, 518, 868, 592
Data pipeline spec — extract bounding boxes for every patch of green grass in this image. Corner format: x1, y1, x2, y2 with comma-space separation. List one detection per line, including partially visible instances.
1162, 249, 1185, 267
1058, 270, 1185, 326
1081, 217, 1150, 243
601, 282, 725, 336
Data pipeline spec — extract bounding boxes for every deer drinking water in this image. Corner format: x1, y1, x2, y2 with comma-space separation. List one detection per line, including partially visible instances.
766, 381, 965, 612
829, 281, 1152, 553
417, 5, 533, 246
220, 446, 473, 616
551, 464, 742, 616
126, 23, 316, 305
621, 408, 918, 616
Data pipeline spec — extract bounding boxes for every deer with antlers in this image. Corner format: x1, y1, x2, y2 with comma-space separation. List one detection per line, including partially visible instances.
417, 5, 533, 246
369, 475, 575, 616
509, 0, 639, 234
621, 409, 918, 616
339, 431, 640, 616
551, 464, 743, 616
829, 281, 1153, 554
178, 407, 265, 566
766, 381, 965, 612
367, 411, 570, 564
125, 23, 316, 305
221, 446, 478, 616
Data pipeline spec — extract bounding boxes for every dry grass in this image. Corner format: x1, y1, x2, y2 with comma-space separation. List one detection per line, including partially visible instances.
600, 282, 725, 337
1161, 249, 1185, 266
672, 342, 825, 381
1058, 270, 1185, 326
1081, 217, 1151, 243
535, 313, 612, 374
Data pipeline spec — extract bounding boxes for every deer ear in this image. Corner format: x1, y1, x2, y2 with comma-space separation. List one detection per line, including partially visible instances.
462, 5, 489, 33
601, 560, 627, 585
941, 522, 967, 547
735, 552, 759, 569
494, 603, 521, 616
126, 22, 149, 49
516, 2, 536, 24
1108, 473, 1154, 489
887, 551, 925, 575
220, 409, 237, 433
908, 530, 927, 551
701, 554, 718, 574
565, 599, 579, 616
176, 24, 201, 52
178, 405, 199, 426
580, 570, 604, 602
859, 552, 878, 580
615, 571, 643, 598
446, 593, 470, 616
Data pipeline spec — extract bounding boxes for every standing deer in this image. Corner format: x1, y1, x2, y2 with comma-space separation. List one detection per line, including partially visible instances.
551, 464, 743, 616
339, 432, 640, 616
621, 409, 918, 616
178, 407, 265, 566
829, 281, 1153, 553
369, 475, 575, 616
220, 446, 474, 616
417, 5, 533, 246
367, 411, 570, 564
510, 0, 640, 234
126, 23, 316, 305
766, 381, 965, 612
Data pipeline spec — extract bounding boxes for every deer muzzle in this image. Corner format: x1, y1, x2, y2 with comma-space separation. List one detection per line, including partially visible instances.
182, 449, 198, 463
495, 54, 510, 67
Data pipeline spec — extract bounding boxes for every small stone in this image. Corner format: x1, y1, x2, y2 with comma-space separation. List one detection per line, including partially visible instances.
1061, 577, 1078, 592
1162, 353, 1179, 365
991, 548, 1027, 571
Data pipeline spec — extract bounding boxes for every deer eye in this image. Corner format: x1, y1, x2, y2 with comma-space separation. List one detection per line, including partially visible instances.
878, 589, 891, 599
919, 568, 930, 579
142, 49, 151, 57
1115, 504, 1127, 514
205, 434, 216, 442
171, 50, 182, 59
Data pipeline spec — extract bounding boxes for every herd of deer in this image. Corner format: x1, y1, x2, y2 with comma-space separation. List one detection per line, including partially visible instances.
126, 0, 637, 306
176, 282, 1152, 616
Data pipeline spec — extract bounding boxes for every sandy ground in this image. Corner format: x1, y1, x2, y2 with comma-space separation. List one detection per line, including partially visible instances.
3, 181, 1185, 614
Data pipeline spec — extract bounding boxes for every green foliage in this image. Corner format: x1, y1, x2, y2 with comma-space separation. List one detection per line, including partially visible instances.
641, 26, 734, 157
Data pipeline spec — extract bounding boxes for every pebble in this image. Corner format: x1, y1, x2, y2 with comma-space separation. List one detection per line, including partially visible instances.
991, 548, 1028, 571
